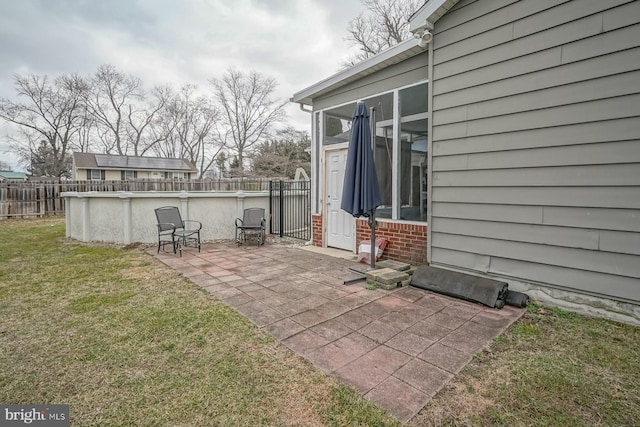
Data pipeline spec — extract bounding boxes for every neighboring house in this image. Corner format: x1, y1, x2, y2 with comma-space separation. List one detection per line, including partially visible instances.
292, 0, 640, 322
72, 152, 198, 181
0, 171, 28, 182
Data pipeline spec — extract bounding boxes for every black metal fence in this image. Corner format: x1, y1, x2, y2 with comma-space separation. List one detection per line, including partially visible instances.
269, 180, 311, 241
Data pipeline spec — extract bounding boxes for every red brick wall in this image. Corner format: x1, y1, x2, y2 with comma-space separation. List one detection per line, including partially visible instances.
311, 214, 323, 247
312, 214, 428, 265
356, 219, 428, 266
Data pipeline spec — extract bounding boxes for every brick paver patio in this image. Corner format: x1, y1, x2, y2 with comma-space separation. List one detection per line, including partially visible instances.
154, 242, 524, 423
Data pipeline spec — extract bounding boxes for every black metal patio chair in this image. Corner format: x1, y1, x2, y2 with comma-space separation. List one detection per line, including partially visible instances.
154, 206, 202, 256
235, 207, 266, 246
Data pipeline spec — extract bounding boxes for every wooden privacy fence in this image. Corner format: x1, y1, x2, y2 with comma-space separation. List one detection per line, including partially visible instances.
1, 185, 36, 218
0, 178, 278, 219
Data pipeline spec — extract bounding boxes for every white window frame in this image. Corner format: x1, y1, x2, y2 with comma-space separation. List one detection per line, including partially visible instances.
316, 79, 429, 223
166, 171, 186, 180
90, 169, 102, 180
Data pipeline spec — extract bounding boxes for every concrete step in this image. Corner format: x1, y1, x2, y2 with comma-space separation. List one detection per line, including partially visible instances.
376, 260, 411, 272
366, 268, 410, 290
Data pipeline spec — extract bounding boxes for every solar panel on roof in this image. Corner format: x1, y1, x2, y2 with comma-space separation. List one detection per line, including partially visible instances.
95, 154, 127, 168
127, 157, 189, 170
94, 155, 191, 171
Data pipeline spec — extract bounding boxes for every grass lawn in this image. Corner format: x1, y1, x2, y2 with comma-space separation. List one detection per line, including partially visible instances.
0, 218, 397, 426
1, 219, 639, 426
412, 301, 640, 426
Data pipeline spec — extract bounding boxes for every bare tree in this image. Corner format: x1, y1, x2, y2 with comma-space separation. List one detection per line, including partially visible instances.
0, 73, 88, 177
153, 84, 222, 177
150, 104, 180, 160
125, 84, 173, 156
344, 0, 421, 67
210, 68, 286, 174
73, 102, 97, 153
86, 64, 178, 156
85, 64, 143, 155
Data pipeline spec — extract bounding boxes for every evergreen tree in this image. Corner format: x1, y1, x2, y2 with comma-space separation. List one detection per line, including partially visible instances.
252, 128, 310, 179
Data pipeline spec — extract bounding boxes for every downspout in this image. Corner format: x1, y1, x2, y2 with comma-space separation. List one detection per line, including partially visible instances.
411, 20, 434, 265
293, 100, 313, 245
426, 26, 434, 265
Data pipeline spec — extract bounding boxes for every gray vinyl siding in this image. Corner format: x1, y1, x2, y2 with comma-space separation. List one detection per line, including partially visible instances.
313, 52, 428, 111
430, 0, 640, 303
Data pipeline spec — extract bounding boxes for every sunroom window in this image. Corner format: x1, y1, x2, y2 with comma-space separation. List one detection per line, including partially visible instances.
363, 92, 394, 219
399, 82, 428, 222
318, 80, 428, 223
323, 103, 355, 145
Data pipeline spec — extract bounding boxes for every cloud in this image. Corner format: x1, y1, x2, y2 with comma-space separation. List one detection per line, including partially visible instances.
0, 0, 365, 170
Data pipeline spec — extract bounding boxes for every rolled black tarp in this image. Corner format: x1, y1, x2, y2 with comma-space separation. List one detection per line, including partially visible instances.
505, 290, 529, 308
411, 266, 508, 309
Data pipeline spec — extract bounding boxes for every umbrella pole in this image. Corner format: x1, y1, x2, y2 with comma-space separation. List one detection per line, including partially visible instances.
343, 213, 377, 285
369, 105, 377, 270
369, 211, 376, 270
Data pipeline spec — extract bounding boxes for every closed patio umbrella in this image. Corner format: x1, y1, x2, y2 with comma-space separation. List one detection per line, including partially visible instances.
341, 101, 381, 272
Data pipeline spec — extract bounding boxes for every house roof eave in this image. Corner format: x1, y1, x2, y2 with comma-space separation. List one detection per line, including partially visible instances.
291, 0, 462, 107
291, 38, 427, 106
409, 0, 461, 33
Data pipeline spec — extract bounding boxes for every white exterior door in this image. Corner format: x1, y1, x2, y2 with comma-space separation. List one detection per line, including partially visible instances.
325, 149, 354, 251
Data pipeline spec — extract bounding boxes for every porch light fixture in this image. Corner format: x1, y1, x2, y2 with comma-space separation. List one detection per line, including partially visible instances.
413, 20, 434, 48
414, 29, 433, 48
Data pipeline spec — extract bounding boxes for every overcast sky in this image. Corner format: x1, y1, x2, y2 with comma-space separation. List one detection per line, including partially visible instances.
0, 0, 365, 171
